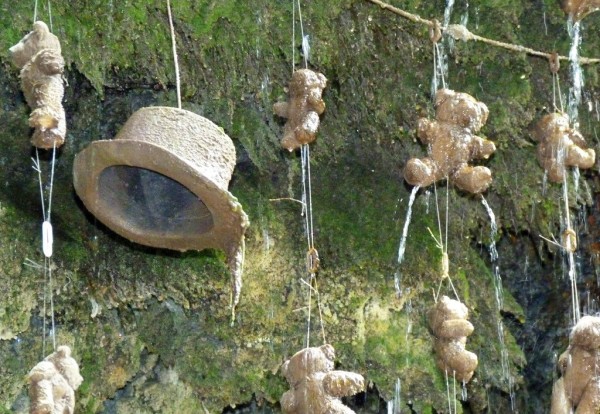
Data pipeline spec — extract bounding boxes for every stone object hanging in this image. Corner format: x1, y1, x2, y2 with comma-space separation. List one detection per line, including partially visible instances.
73, 106, 249, 306
551, 315, 600, 414
280, 344, 365, 414
428, 295, 478, 383
404, 88, 495, 194
562, 0, 600, 21
273, 69, 327, 151
9, 21, 66, 149
531, 112, 595, 183
28, 345, 83, 414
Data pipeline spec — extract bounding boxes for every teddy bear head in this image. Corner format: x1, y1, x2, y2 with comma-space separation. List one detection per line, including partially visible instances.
429, 295, 470, 334
569, 315, 600, 350
289, 69, 327, 98
9, 21, 61, 68
434, 88, 489, 132
45, 345, 84, 390
531, 112, 570, 143
282, 344, 335, 385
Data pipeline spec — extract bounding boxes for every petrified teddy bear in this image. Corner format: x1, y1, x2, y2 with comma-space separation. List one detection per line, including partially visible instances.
428, 295, 478, 383
273, 69, 327, 152
551, 315, 600, 414
9, 21, 66, 149
405, 88, 495, 194
280, 344, 365, 414
28, 345, 83, 414
531, 112, 595, 183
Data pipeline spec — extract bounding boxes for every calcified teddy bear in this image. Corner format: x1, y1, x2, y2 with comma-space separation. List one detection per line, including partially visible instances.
28, 345, 83, 414
551, 315, 600, 414
531, 112, 595, 183
9, 21, 66, 149
428, 295, 478, 383
280, 344, 365, 414
405, 88, 495, 194
273, 69, 327, 151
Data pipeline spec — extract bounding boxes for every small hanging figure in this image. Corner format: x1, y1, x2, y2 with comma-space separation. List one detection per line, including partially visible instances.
551, 315, 600, 414
28, 345, 83, 414
531, 112, 595, 183
280, 344, 365, 414
9, 21, 66, 149
428, 295, 478, 383
273, 69, 327, 152
404, 89, 495, 194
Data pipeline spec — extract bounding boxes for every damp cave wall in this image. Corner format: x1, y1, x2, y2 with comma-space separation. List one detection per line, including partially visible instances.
0, 0, 599, 413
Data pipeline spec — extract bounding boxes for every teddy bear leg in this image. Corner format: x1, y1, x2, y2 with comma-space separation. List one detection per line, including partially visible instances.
575, 379, 600, 414
329, 400, 358, 414
29, 379, 54, 414
281, 126, 302, 152
566, 146, 596, 170
452, 165, 492, 194
550, 377, 572, 414
298, 112, 320, 144
404, 158, 439, 188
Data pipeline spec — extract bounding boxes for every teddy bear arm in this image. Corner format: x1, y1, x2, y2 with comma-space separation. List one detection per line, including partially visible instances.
565, 145, 596, 170
307, 92, 325, 114
323, 371, 365, 397
436, 319, 474, 338
575, 378, 600, 414
416, 118, 433, 144
470, 135, 496, 159
273, 101, 290, 118
550, 377, 571, 414
281, 389, 298, 413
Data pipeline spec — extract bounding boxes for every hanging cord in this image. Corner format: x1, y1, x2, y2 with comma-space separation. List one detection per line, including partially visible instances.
32, 144, 58, 355
290, 0, 325, 347
430, 181, 459, 303
167, 0, 182, 109
550, 53, 565, 113
563, 174, 580, 324
365, 0, 600, 65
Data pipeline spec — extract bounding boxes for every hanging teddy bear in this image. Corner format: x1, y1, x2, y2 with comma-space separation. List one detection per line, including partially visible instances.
428, 295, 478, 383
28, 345, 83, 414
9, 21, 66, 149
531, 112, 595, 183
551, 315, 600, 414
404, 88, 495, 194
273, 69, 327, 151
280, 344, 365, 414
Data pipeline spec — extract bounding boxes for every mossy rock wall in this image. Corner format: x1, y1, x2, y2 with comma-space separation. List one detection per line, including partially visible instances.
0, 0, 599, 412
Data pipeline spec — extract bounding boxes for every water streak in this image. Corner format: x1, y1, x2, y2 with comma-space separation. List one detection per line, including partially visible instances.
567, 19, 583, 125
394, 186, 419, 296
387, 378, 402, 414
481, 196, 515, 410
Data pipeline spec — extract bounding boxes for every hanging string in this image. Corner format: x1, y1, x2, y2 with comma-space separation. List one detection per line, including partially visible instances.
288, 0, 325, 348
550, 53, 564, 113
365, 0, 600, 65
167, 0, 182, 109
33, 0, 38, 22
47, 0, 53, 32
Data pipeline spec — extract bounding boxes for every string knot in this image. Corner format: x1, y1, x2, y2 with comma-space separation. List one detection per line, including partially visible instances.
307, 247, 320, 274
549, 52, 560, 74
562, 228, 577, 253
430, 19, 442, 44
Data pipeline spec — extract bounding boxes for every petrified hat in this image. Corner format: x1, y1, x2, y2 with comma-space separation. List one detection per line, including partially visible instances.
73, 106, 248, 259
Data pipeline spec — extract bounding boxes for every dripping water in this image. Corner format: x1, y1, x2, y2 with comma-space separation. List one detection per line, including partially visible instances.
394, 186, 420, 296
567, 19, 583, 126
481, 196, 516, 410
387, 378, 402, 414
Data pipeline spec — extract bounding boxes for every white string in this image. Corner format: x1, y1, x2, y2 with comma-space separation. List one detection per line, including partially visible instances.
167, 0, 182, 109
47, 0, 53, 32
563, 174, 580, 324
292, 0, 295, 73
296, 0, 308, 69
33, 0, 38, 22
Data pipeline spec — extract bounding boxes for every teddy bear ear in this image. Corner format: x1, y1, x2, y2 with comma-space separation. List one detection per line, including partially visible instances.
281, 359, 290, 375
33, 21, 50, 37
56, 345, 71, 358
434, 88, 454, 108
320, 344, 335, 360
